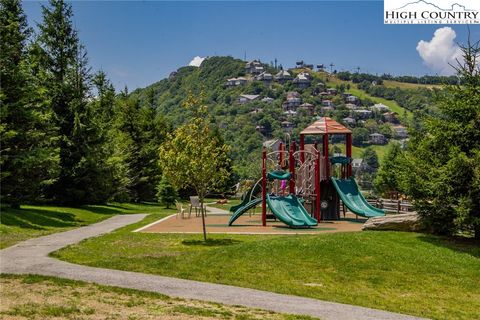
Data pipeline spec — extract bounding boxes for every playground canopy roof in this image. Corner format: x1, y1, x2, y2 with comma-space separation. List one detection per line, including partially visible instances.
300, 117, 352, 135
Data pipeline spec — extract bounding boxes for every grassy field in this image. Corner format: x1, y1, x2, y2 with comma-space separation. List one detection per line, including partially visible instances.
332, 143, 389, 163
0, 202, 173, 249
54, 215, 480, 320
382, 80, 441, 90
0, 274, 312, 320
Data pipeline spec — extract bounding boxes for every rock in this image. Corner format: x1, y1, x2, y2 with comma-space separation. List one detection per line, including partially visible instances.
362, 213, 423, 232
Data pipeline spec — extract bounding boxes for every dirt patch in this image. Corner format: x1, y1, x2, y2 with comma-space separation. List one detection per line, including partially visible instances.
0, 275, 310, 319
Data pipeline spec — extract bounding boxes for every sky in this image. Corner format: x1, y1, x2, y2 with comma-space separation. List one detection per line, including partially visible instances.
22, 1, 480, 91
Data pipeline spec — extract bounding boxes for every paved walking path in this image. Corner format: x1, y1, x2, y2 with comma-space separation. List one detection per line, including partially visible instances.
0, 214, 426, 320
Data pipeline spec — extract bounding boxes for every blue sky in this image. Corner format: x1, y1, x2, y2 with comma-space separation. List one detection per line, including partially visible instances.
23, 1, 480, 90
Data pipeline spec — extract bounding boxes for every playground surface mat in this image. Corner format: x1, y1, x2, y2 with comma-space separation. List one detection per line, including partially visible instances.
137, 212, 366, 234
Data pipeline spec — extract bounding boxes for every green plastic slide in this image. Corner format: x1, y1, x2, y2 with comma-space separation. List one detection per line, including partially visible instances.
229, 181, 261, 213
266, 194, 318, 227
228, 198, 262, 226
331, 177, 385, 218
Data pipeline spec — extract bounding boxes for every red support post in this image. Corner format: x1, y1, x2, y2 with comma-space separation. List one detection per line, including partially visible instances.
278, 142, 284, 167
300, 134, 305, 163
262, 149, 267, 227
323, 134, 330, 178
346, 133, 352, 178
289, 141, 296, 194
315, 148, 321, 222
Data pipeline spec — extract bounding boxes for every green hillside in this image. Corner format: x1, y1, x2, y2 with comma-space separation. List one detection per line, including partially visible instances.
131, 56, 433, 177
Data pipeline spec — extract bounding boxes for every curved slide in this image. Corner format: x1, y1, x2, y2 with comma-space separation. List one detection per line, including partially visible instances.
267, 194, 318, 227
228, 198, 262, 226
229, 181, 261, 213
331, 177, 385, 218
228, 194, 317, 227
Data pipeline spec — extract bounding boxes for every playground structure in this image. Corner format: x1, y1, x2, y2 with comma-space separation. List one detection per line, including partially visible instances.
229, 117, 385, 228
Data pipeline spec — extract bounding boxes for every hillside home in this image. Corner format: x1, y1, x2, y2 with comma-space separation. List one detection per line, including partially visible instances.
383, 111, 399, 123
256, 125, 267, 135
392, 125, 408, 139
293, 72, 312, 89
345, 103, 360, 110
327, 88, 338, 95
245, 60, 264, 75
263, 139, 283, 151
238, 94, 260, 104
369, 133, 387, 145
343, 117, 356, 125
226, 77, 248, 87
299, 103, 315, 115
261, 97, 274, 103
352, 158, 363, 172
353, 109, 373, 119
322, 100, 334, 108
319, 91, 330, 97
274, 70, 292, 83
281, 121, 294, 133
284, 110, 297, 117
345, 95, 359, 104
250, 108, 263, 114
371, 103, 390, 113
255, 71, 273, 83
283, 91, 302, 110
321, 106, 334, 113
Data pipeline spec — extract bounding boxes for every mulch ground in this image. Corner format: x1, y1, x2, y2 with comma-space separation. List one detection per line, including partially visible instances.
139, 212, 366, 235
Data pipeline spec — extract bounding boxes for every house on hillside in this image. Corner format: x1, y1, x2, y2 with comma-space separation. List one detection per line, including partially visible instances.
261, 97, 274, 103
343, 117, 356, 126
321, 106, 334, 114
319, 91, 330, 97
392, 125, 408, 139
284, 110, 297, 117
245, 60, 264, 75
281, 121, 294, 133
352, 158, 363, 173
299, 103, 315, 116
256, 125, 267, 135
369, 133, 387, 145
226, 77, 247, 87
383, 111, 399, 123
263, 139, 283, 151
274, 70, 292, 83
353, 109, 372, 119
322, 100, 334, 108
371, 103, 390, 113
283, 91, 302, 111
238, 94, 260, 104
327, 88, 338, 95
345, 95, 359, 104
293, 72, 312, 89
254, 71, 273, 84
345, 103, 360, 110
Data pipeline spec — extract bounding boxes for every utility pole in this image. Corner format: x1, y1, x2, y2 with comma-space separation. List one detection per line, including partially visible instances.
329, 63, 335, 73
274, 58, 277, 69
356, 66, 360, 74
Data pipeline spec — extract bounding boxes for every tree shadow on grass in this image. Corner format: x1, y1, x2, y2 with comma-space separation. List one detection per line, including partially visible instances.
182, 238, 242, 247
418, 234, 480, 259
80, 205, 126, 215
1, 208, 78, 230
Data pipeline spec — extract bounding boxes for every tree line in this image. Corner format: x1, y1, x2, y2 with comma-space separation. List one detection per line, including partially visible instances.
1, 0, 171, 207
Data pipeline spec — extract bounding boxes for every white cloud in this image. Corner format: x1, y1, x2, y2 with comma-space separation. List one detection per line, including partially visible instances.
189, 56, 205, 67
416, 27, 462, 75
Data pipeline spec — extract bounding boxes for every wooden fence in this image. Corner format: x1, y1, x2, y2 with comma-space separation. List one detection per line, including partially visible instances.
366, 199, 415, 214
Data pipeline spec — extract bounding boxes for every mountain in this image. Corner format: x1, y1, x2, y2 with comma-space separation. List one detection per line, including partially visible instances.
130, 56, 435, 178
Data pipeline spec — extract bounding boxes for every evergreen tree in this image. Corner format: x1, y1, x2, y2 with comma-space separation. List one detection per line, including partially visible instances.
156, 175, 178, 209
0, 0, 56, 207
374, 142, 403, 197
400, 39, 480, 238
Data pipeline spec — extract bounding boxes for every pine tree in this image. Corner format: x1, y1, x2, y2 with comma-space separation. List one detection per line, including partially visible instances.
0, 0, 56, 207
156, 175, 178, 209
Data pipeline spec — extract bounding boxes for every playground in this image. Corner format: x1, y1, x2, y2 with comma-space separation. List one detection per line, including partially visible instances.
139, 212, 365, 234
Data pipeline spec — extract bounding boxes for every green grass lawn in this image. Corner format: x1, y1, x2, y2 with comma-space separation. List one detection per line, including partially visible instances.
1, 274, 312, 320
332, 143, 389, 163
54, 215, 480, 320
0, 203, 173, 249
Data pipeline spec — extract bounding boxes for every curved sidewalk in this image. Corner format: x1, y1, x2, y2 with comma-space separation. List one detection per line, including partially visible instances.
0, 214, 426, 320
